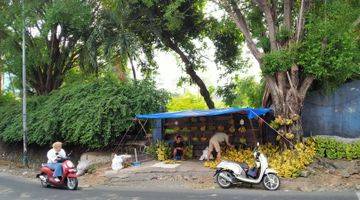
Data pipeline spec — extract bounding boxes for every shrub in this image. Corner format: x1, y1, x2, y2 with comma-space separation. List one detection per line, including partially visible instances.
314, 136, 360, 160
0, 78, 169, 149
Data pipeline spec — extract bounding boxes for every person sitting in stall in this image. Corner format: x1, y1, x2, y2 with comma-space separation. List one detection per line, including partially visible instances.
172, 135, 184, 160
207, 130, 234, 161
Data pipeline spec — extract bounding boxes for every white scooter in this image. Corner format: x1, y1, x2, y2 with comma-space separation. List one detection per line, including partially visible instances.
214, 143, 280, 190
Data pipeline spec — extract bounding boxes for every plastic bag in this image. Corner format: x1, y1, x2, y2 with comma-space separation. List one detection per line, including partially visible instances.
111, 154, 124, 170
111, 154, 132, 170
76, 160, 91, 176
199, 147, 214, 161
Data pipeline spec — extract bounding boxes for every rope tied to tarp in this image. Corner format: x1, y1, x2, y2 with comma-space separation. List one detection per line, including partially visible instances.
249, 110, 295, 147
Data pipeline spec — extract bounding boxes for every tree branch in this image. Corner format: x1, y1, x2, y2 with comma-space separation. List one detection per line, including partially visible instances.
299, 75, 314, 101
161, 34, 215, 109
286, 70, 299, 101
290, 65, 299, 89
262, 82, 271, 107
284, 0, 293, 30
253, 0, 278, 51
264, 75, 281, 109
277, 71, 287, 100
218, 0, 262, 62
295, 0, 310, 42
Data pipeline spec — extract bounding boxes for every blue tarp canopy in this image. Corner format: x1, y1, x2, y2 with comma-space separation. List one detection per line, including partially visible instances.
136, 107, 271, 120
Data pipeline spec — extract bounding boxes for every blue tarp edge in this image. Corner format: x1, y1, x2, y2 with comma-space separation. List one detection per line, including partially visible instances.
136, 107, 271, 120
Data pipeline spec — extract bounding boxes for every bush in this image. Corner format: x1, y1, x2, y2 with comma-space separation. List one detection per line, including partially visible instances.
314, 136, 360, 160
0, 78, 169, 149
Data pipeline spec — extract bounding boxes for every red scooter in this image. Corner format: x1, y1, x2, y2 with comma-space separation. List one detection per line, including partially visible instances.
36, 155, 78, 190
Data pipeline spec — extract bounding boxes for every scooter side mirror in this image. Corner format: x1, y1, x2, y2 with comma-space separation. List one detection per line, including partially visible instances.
67, 151, 73, 157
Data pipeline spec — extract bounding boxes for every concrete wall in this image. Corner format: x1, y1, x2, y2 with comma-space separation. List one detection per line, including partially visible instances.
302, 80, 360, 138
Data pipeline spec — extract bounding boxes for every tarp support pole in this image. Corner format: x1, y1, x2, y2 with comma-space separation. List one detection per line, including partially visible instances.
152, 119, 163, 142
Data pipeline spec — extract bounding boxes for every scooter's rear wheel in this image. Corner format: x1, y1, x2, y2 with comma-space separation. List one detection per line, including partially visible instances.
66, 177, 78, 190
263, 173, 280, 191
216, 171, 232, 189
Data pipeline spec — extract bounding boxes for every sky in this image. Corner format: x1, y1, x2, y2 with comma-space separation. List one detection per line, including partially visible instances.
138, 2, 261, 94
2, 2, 262, 93
150, 45, 261, 94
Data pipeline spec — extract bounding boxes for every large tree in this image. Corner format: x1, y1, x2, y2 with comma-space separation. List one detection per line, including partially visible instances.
0, 0, 96, 95
214, 0, 360, 141
99, 0, 244, 109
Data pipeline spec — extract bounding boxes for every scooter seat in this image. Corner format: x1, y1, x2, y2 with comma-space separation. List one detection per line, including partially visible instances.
246, 167, 258, 178
41, 163, 55, 171
238, 162, 249, 171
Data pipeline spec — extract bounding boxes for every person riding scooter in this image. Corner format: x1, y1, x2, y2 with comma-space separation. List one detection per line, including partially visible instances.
46, 142, 66, 182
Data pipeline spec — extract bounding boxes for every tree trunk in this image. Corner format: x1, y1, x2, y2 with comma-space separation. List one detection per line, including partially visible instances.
267, 72, 314, 142
127, 52, 137, 81
114, 55, 127, 82
0, 71, 2, 93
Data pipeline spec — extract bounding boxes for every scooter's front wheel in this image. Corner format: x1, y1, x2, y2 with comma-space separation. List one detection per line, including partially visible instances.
262, 173, 280, 191
40, 174, 49, 188
66, 177, 78, 190
216, 171, 232, 189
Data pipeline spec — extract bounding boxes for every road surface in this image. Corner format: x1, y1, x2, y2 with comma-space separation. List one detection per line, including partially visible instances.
0, 173, 359, 200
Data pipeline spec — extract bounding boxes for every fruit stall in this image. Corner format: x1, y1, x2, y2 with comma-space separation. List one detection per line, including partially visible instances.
135, 107, 275, 157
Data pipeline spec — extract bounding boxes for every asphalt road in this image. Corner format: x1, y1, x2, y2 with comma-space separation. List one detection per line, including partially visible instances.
0, 173, 359, 200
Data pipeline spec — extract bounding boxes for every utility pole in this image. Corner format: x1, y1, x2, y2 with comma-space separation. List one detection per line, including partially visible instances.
21, 0, 28, 167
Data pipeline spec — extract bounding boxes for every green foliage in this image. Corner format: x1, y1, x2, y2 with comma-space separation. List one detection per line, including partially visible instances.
0, 78, 169, 148
0, 92, 16, 106
184, 144, 193, 159
206, 18, 246, 73
167, 92, 208, 111
245, 3, 270, 52
297, 2, 359, 90
262, 49, 295, 75
217, 76, 264, 108
314, 137, 360, 160
244, 0, 359, 90
145, 143, 158, 159
297, 2, 360, 90
0, 0, 96, 94
43, 0, 92, 36
276, 27, 292, 45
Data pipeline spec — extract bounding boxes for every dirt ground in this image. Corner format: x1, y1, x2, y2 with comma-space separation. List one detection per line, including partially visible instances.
0, 158, 359, 192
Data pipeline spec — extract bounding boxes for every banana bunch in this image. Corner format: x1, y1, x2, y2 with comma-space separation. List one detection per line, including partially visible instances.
185, 145, 193, 159
156, 141, 171, 161
291, 114, 300, 121
285, 132, 295, 139
204, 160, 219, 169
164, 160, 179, 164
239, 137, 247, 144
192, 136, 199, 142
238, 126, 246, 133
